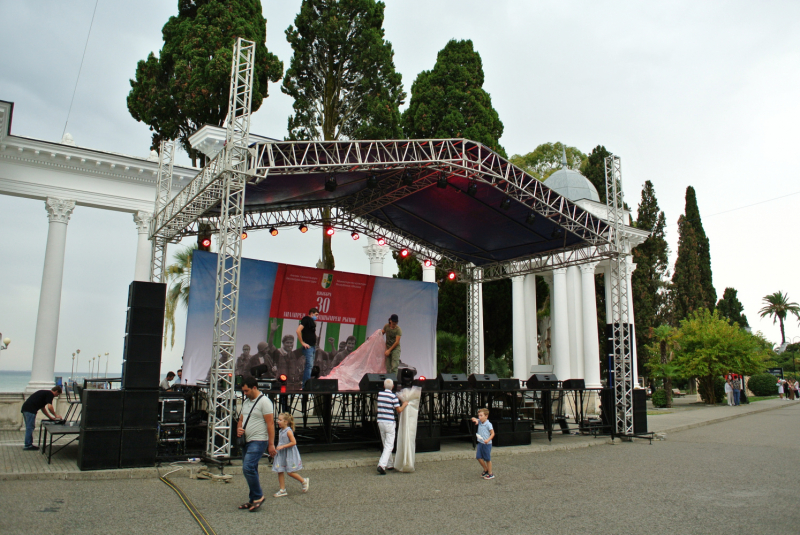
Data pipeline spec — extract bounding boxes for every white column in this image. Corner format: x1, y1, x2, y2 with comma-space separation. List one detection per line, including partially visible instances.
627, 259, 639, 387
566, 266, 584, 380
580, 262, 602, 388
523, 273, 538, 372
27, 198, 76, 393
511, 275, 527, 379
133, 211, 153, 282
420, 260, 436, 283
551, 268, 570, 382
363, 237, 389, 276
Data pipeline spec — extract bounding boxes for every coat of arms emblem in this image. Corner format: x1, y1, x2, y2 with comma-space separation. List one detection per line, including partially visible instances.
321, 273, 333, 289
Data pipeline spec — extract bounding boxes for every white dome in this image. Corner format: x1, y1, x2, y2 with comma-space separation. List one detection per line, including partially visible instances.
543, 148, 600, 202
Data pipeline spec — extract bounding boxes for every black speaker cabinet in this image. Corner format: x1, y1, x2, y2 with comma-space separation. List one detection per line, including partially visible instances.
359, 373, 397, 392
415, 424, 441, 452
600, 388, 615, 427
303, 378, 339, 392
127, 281, 166, 310
81, 390, 123, 429
126, 306, 164, 336
78, 429, 121, 471
469, 373, 500, 390
562, 378, 586, 390
527, 373, 559, 389
123, 334, 162, 363
491, 420, 532, 447
633, 388, 648, 434
438, 373, 469, 390
412, 377, 438, 391
161, 399, 186, 424
122, 360, 161, 390
120, 428, 157, 468
499, 378, 521, 390
122, 390, 159, 429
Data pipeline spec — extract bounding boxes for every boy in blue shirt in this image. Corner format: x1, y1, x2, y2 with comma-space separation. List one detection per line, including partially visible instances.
471, 408, 495, 479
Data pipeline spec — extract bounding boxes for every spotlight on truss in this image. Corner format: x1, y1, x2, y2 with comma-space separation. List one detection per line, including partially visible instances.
447, 271, 457, 281
367, 174, 379, 189
269, 227, 278, 236
424, 259, 432, 267
526, 212, 537, 225
377, 237, 386, 246
401, 170, 414, 187
299, 224, 308, 233
437, 174, 448, 189
400, 248, 410, 258
500, 197, 511, 210
326, 227, 335, 236
241, 232, 248, 239
324, 175, 337, 192
467, 181, 478, 196
351, 231, 360, 240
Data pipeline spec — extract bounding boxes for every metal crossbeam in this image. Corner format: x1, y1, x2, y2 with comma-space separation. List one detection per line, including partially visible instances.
604, 155, 633, 436
206, 38, 255, 459
150, 139, 175, 283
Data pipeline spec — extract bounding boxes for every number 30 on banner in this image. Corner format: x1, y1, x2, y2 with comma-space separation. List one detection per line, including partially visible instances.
316, 297, 330, 313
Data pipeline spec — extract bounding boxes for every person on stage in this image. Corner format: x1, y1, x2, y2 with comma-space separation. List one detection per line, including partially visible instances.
376, 379, 408, 474
20, 386, 62, 450
296, 307, 319, 387
382, 314, 402, 374
237, 376, 276, 512
160, 371, 175, 391
173, 369, 183, 389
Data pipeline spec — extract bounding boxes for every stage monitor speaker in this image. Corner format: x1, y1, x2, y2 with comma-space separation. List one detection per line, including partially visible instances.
412, 377, 438, 391
499, 378, 521, 390
127, 281, 166, 310
359, 373, 397, 392
81, 390, 123, 429
122, 390, 159, 429
122, 360, 161, 390
633, 388, 648, 434
303, 378, 338, 392
562, 378, 586, 390
123, 334, 162, 363
78, 429, 121, 471
469, 373, 500, 390
120, 428, 157, 468
438, 373, 469, 390
126, 306, 164, 336
161, 399, 185, 424
527, 374, 559, 389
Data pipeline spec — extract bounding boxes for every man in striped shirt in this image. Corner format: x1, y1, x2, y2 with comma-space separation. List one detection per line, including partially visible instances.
377, 379, 408, 474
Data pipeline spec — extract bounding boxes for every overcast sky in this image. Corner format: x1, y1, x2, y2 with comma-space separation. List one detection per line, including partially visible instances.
1, 1, 799, 376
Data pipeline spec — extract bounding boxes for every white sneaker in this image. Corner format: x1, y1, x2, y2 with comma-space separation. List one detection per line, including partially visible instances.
273, 489, 287, 497
302, 478, 310, 493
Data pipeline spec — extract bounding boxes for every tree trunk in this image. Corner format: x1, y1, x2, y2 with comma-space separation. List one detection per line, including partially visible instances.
700, 375, 716, 404
779, 317, 786, 345
321, 206, 335, 270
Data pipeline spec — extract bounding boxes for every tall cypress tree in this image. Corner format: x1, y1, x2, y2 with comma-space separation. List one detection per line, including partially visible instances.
671, 215, 706, 321
683, 186, 716, 307
717, 287, 749, 328
631, 180, 669, 372
281, 0, 405, 269
127, 0, 284, 166
579, 145, 611, 204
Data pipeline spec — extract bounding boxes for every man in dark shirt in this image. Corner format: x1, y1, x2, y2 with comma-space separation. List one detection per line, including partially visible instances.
21, 386, 62, 450
296, 307, 319, 387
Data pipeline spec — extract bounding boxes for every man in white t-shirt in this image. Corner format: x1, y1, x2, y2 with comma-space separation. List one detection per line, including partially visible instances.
237, 376, 276, 511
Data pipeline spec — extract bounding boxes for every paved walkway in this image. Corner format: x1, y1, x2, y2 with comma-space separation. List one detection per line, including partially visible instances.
1, 397, 792, 481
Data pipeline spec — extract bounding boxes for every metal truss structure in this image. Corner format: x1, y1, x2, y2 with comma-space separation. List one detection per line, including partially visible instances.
466, 267, 484, 374
149, 139, 175, 284
604, 155, 634, 435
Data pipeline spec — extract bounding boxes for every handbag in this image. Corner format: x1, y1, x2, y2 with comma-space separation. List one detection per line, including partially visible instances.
236, 394, 264, 449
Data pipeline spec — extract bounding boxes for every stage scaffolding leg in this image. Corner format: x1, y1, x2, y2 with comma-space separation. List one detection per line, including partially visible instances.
206, 38, 256, 458
149, 139, 175, 283
466, 267, 484, 374
604, 155, 633, 436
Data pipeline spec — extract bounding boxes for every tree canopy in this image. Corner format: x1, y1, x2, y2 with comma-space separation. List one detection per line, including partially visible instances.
127, 0, 283, 166
683, 186, 716, 307
402, 39, 506, 157
578, 145, 611, 204
509, 142, 586, 180
716, 287, 749, 329
671, 215, 707, 321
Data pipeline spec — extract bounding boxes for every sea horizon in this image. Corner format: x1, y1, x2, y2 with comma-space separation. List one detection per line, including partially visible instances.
0, 370, 169, 393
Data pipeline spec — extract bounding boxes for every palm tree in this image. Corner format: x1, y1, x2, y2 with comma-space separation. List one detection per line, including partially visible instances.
758, 291, 800, 346
164, 244, 196, 348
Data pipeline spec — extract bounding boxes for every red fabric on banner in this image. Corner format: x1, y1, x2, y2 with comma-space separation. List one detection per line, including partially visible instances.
322, 329, 386, 390
269, 264, 375, 324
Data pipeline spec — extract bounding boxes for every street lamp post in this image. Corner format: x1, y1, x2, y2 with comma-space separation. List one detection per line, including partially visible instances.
71, 353, 76, 383
104, 352, 109, 378
0, 333, 10, 353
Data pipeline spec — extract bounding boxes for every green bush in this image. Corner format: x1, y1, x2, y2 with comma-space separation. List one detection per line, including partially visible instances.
651, 389, 668, 408
699, 376, 727, 404
747, 374, 778, 396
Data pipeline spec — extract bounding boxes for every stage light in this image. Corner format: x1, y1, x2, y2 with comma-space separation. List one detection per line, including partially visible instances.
448, 271, 457, 281
551, 227, 563, 239
325, 227, 335, 236
400, 248, 409, 258
419, 376, 426, 381
377, 237, 386, 246
398, 366, 417, 388
351, 231, 360, 240
269, 227, 279, 236
500, 197, 511, 210
367, 173, 379, 189
299, 224, 308, 233
401, 170, 414, 186
437, 174, 448, 189
241, 232, 248, 239
467, 181, 478, 196
424, 259, 432, 267
200, 237, 211, 249
526, 212, 537, 225
324, 175, 338, 192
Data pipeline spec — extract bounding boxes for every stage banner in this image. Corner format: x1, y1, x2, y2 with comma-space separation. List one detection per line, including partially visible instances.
181, 252, 437, 386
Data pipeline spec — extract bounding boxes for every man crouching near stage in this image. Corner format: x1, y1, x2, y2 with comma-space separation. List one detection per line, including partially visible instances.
296, 307, 319, 388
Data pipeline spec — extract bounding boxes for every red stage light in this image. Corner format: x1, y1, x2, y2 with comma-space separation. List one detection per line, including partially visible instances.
299, 224, 308, 233
419, 375, 426, 381
241, 232, 248, 240
279, 374, 287, 382
280, 386, 287, 393
424, 259, 432, 267
201, 238, 212, 248
377, 237, 386, 246
400, 249, 409, 257
448, 271, 456, 281
351, 231, 360, 240
269, 227, 279, 236
325, 227, 335, 236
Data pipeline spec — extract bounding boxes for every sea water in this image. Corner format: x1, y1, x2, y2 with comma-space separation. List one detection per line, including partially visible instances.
0, 370, 171, 392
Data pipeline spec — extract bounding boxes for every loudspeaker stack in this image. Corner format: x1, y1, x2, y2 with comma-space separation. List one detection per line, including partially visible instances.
78, 390, 123, 471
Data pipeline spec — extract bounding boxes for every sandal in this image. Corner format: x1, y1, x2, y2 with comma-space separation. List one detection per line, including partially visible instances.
249, 497, 265, 512
238, 502, 252, 510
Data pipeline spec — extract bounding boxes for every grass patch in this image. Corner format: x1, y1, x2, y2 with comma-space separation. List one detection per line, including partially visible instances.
748, 395, 780, 402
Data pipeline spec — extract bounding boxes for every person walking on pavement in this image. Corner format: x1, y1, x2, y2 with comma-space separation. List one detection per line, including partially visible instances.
237, 376, 276, 512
